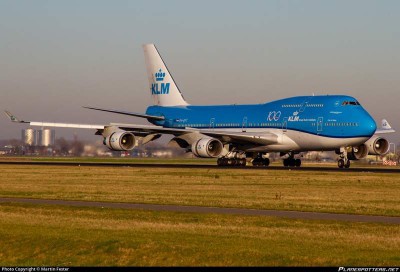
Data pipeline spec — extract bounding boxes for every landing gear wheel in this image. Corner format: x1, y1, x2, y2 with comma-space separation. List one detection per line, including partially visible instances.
252, 158, 261, 166
240, 158, 247, 166
295, 159, 301, 167
289, 158, 296, 167
344, 160, 350, 168
338, 159, 345, 169
283, 159, 289, 167
262, 158, 270, 167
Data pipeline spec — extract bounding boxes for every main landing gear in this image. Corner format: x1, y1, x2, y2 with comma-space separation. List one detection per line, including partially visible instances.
282, 152, 301, 167
337, 147, 351, 169
217, 151, 247, 167
217, 152, 270, 167
217, 157, 247, 166
252, 156, 270, 167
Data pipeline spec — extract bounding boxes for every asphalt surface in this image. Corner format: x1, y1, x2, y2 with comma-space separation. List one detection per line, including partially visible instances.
0, 161, 400, 173
1, 197, 399, 224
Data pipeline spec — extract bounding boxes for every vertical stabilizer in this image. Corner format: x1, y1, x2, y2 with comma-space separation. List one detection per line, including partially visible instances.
143, 44, 189, 106
381, 119, 392, 130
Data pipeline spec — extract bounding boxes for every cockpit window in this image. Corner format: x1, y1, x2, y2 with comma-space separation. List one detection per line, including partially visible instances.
342, 101, 360, 106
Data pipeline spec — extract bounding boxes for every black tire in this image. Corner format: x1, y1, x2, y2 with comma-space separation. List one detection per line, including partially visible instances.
283, 159, 289, 167
252, 158, 260, 166
344, 160, 350, 168
263, 158, 270, 167
289, 158, 296, 167
295, 159, 301, 167
338, 159, 345, 168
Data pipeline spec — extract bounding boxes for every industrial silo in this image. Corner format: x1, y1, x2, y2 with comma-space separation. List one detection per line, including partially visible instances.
38, 129, 55, 147
21, 129, 37, 146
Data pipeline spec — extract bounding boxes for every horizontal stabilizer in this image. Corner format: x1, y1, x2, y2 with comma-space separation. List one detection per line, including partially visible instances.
83, 106, 165, 120
375, 119, 395, 134
382, 119, 392, 130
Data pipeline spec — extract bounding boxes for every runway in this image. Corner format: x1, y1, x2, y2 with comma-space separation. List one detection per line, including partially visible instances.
0, 160, 399, 173
1, 197, 399, 224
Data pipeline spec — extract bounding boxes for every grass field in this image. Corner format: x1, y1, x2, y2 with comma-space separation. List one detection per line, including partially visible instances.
1, 165, 399, 216
2, 156, 399, 168
1, 203, 399, 266
0, 161, 399, 266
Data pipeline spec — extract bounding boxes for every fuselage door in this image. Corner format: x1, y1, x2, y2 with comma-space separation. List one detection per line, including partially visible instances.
317, 117, 323, 132
299, 102, 307, 113
210, 118, 215, 130
282, 117, 288, 133
242, 116, 248, 132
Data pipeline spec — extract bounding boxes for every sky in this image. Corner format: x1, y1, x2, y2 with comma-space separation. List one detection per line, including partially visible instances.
1, 0, 399, 143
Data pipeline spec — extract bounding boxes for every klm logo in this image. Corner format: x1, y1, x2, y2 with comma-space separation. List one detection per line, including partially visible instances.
151, 68, 170, 94
151, 83, 170, 94
155, 69, 165, 81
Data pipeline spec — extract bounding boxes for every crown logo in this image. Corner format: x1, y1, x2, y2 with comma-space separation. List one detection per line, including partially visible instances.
155, 69, 166, 81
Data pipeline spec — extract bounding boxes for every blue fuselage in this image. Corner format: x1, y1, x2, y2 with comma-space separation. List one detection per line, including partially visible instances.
146, 95, 376, 139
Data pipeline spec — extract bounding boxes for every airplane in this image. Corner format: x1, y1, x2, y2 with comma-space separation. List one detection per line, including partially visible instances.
5, 44, 395, 168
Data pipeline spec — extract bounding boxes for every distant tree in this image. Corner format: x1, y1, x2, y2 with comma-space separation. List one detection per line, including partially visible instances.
56, 138, 70, 155
70, 140, 84, 156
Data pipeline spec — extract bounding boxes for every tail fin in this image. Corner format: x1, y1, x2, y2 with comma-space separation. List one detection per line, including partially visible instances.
143, 44, 189, 106
375, 119, 395, 134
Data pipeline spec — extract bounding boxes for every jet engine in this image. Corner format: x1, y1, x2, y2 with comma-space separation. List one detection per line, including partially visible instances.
191, 138, 223, 158
104, 131, 136, 151
365, 135, 389, 155
347, 144, 368, 160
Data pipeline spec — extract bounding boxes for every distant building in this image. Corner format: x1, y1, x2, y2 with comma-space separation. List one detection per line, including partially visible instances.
21, 128, 55, 147
38, 129, 55, 146
21, 129, 37, 146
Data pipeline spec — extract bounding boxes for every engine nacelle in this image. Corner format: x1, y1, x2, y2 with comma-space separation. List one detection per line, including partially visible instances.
192, 138, 223, 158
104, 131, 136, 151
348, 144, 368, 160
365, 136, 389, 155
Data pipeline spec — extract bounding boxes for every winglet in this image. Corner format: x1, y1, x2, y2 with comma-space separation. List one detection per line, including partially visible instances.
4, 110, 28, 123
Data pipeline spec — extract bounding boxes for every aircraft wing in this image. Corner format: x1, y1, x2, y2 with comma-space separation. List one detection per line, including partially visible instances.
83, 106, 165, 121
5, 110, 278, 146
5, 110, 104, 129
114, 123, 278, 145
